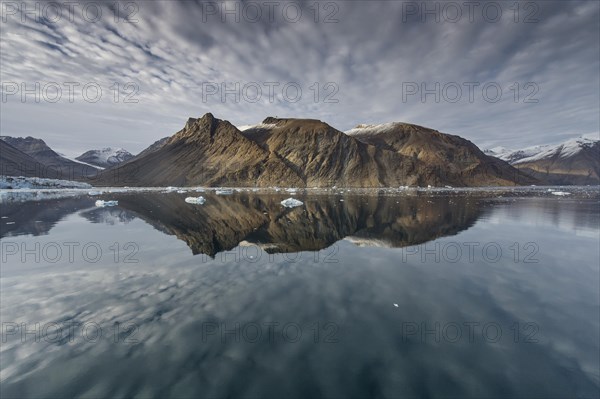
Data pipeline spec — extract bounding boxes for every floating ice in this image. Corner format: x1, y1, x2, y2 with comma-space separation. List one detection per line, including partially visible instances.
185, 196, 206, 204
393, 303, 399, 307
281, 198, 303, 208
551, 191, 571, 196
176, 190, 187, 193
0, 176, 92, 189
95, 200, 118, 207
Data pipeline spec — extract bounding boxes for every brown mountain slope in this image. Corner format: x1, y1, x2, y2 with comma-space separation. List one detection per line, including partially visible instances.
94, 113, 303, 187
241, 117, 423, 187
345, 122, 535, 186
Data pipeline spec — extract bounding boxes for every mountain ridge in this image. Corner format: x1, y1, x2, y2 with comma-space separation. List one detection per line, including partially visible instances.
485, 134, 599, 185
93, 113, 535, 187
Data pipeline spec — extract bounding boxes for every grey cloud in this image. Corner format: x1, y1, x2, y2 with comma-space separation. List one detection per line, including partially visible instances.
0, 0, 598, 154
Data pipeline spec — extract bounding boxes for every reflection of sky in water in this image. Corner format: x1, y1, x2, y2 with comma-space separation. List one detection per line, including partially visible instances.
1, 193, 599, 398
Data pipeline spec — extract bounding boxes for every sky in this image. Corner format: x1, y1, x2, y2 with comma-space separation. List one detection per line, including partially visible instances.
1, 0, 599, 156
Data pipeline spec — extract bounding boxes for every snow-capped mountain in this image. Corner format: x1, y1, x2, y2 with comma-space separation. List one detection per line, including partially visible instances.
485, 134, 599, 185
76, 147, 133, 168
485, 134, 599, 165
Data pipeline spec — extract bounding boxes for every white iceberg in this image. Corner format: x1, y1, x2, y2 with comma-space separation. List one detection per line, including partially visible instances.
95, 200, 118, 207
281, 198, 304, 208
185, 196, 206, 204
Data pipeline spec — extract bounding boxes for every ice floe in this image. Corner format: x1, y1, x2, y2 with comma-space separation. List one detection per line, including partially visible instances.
185, 196, 206, 204
0, 176, 92, 189
551, 191, 571, 196
281, 198, 304, 208
95, 200, 119, 207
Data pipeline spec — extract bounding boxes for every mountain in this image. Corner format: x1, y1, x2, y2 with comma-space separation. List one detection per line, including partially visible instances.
94, 113, 533, 187
94, 113, 304, 187
0, 140, 49, 177
239, 117, 423, 187
0, 136, 100, 180
75, 147, 133, 168
344, 122, 535, 186
485, 135, 599, 185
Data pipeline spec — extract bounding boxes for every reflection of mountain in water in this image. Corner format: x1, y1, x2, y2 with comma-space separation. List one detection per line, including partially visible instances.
79, 207, 136, 225
0, 197, 94, 238
0, 197, 139, 239
114, 193, 484, 256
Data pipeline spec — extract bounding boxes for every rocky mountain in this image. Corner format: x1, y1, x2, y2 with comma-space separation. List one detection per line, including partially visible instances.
485, 135, 599, 185
343, 122, 535, 186
76, 147, 133, 168
95, 113, 532, 187
0, 140, 50, 177
0, 136, 100, 180
94, 114, 304, 187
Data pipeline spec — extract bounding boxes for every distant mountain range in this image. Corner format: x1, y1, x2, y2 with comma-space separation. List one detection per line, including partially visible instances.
75, 147, 133, 168
0, 136, 135, 180
1, 116, 596, 186
485, 134, 599, 185
0, 136, 100, 180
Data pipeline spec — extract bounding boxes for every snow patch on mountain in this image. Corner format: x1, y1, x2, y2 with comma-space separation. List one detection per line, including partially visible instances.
345, 122, 404, 136
237, 123, 277, 131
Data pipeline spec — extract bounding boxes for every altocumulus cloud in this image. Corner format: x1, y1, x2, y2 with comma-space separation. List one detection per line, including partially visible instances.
0, 0, 598, 155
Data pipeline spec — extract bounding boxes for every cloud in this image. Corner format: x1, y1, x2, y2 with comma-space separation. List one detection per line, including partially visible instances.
1, 0, 598, 155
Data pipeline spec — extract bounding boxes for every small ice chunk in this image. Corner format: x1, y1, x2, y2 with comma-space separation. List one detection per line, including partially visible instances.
88, 190, 103, 196
176, 190, 187, 193
95, 200, 118, 207
551, 191, 571, 196
185, 196, 206, 204
393, 303, 399, 307
281, 198, 303, 208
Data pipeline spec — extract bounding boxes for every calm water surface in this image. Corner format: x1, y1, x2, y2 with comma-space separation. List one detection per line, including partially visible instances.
1, 189, 599, 398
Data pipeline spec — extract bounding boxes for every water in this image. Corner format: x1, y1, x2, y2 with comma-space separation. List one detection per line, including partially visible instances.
1, 189, 599, 398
